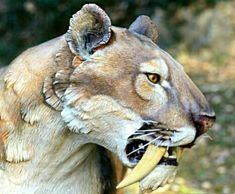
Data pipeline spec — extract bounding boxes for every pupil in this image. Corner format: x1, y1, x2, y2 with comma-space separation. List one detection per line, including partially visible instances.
151, 75, 157, 82
146, 73, 160, 84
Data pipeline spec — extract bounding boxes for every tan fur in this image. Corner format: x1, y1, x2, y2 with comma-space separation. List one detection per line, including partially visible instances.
0, 4, 214, 194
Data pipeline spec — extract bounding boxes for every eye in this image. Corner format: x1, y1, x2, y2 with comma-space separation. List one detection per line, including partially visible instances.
146, 73, 161, 84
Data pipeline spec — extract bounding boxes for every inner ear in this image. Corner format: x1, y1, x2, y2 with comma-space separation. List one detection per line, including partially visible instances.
129, 15, 158, 43
66, 4, 111, 60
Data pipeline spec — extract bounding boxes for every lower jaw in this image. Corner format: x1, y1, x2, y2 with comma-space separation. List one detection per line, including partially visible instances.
116, 143, 183, 189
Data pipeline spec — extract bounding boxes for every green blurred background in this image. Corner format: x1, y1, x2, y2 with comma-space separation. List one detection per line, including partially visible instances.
0, 0, 234, 193
0, 0, 226, 66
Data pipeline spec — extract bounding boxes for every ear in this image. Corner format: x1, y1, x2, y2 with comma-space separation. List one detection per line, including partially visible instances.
129, 15, 158, 43
66, 4, 111, 60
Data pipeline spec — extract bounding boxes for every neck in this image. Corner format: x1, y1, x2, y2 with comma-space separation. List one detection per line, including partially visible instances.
1, 134, 116, 194
0, 107, 115, 194
0, 36, 118, 194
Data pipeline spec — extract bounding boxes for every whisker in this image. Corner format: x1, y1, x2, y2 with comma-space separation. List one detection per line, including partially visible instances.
142, 120, 159, 124
128, 132, 155, 140
166, 144, 170, 150
136, 128, 161, 132
133, 132, 145, 135
127, 135, 163, 156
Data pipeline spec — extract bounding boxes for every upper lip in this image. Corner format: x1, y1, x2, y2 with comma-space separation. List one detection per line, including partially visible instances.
125, 121, 179, 164
128, 122, 176, 147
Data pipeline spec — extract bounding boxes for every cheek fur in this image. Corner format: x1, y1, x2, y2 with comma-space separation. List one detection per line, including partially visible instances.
135, 75, 168, 106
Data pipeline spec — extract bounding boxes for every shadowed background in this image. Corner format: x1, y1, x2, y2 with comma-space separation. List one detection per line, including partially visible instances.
0, 0, 234, 193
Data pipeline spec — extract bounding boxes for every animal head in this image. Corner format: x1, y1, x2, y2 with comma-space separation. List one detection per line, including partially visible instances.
43, 4, 215, 192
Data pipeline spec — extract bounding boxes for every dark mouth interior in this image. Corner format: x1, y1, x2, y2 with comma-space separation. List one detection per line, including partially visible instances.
126, 140, 148, 164
159, 157, 178, 166
126, 121, 179, 166
126, 139, 178, 166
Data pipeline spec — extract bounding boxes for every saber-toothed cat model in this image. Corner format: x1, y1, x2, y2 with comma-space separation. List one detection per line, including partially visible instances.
0, 4, 215, 194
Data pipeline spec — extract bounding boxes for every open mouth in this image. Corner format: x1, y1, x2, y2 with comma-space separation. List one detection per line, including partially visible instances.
126, 139, 178, 166
117, 122, 183, 189
125, 122, 179, 165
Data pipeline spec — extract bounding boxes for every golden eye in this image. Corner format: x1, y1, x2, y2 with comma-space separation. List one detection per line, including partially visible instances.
146, 73, 160, 84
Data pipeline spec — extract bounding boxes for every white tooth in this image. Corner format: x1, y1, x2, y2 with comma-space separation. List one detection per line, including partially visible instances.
164, 151, 169, 157
116, 145, 166, 189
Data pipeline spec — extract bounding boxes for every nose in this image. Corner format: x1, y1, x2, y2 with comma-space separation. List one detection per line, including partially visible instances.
193, 113, 216, 137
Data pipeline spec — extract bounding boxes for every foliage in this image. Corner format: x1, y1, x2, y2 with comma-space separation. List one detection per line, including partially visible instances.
0, 0, 225, 65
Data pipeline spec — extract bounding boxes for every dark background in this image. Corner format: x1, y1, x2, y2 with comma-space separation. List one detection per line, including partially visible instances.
0, 0, 221, 66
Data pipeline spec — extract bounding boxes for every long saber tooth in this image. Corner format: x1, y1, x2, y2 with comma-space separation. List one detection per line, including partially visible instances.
116, 144, 166, 189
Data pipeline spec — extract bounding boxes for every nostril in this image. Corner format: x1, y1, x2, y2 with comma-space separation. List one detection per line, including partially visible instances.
193, 114, 216, 136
